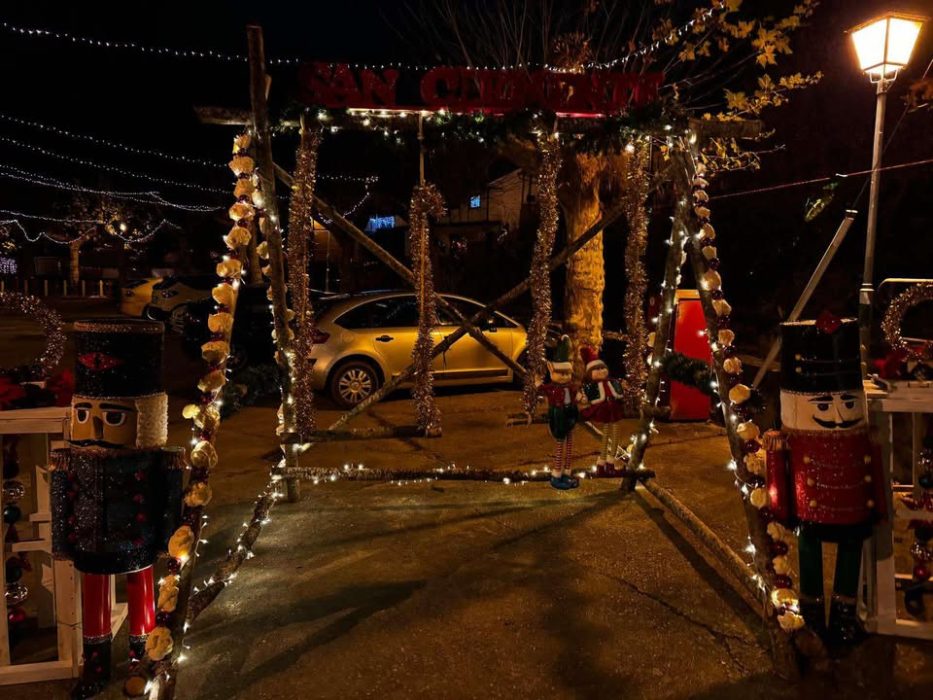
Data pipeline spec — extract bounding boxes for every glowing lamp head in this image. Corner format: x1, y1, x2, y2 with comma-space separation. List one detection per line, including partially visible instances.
849, 12, 926, 82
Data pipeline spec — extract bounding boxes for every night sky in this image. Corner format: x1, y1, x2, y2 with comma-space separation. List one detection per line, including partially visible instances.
0, 0, 930, 333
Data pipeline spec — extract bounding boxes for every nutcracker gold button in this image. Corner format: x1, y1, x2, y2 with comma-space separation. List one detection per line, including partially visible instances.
864, 455, 871, 465
807, 477, 815, 486
803, 455, 811, 464
809, 499, 817, 508
867, 499, 874, 508
864, 475, 872, 483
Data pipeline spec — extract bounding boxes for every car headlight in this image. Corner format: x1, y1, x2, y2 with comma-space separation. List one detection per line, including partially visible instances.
161, 290, 179, 298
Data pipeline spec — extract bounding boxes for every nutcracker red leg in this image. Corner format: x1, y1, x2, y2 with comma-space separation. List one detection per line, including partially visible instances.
126, 566, 156, 663
74, 573, 112, 698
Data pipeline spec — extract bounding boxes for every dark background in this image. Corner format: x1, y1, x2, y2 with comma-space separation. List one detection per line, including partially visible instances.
0, 0, 930, 351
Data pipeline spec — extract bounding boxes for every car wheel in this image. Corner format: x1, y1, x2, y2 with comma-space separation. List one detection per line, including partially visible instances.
168, 304, 189, 333
330, 360, 381, 409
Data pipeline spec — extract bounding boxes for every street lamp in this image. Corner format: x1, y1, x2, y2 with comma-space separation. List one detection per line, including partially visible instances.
847, 12, 926, 373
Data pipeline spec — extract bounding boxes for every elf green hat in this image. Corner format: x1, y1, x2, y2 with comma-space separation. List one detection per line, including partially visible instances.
548, 335, 573, 371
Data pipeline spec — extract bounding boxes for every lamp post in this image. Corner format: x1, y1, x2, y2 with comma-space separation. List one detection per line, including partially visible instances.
847, 12, 926, 373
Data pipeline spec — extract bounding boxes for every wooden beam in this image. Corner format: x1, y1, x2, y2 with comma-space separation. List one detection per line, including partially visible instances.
328, 200, 628, 430
194, 105, 298, 128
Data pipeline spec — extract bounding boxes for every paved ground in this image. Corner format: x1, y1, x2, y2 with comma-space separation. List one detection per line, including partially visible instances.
4, 307, 933, 699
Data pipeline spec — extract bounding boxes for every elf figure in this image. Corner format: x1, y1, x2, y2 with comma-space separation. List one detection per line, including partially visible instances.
51, 320, 183, 698
578, 346, 626, 477
537, 335, 580, 490
764, 316, 885, 647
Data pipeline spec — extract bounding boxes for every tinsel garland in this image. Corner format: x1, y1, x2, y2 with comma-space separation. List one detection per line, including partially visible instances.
0, 291, 66, 381
409, 182, 445, 435
286, 125, 322, 438
619, 143, 652, 414
522, 136, 562, 414
881, 282, 933, 362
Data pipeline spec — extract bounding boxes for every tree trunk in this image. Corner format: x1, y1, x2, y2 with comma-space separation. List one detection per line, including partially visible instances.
69, 239, 82, 286
559, 153, 604, 377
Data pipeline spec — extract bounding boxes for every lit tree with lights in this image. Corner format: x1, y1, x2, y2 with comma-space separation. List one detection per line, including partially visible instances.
406, 0, 821, 377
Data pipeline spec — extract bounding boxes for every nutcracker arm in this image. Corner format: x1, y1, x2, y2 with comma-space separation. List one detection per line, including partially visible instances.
763, 430, 793, 525
48, 456, 74, 560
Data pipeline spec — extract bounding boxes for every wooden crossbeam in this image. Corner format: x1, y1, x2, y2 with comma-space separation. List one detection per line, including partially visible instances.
328, 200, 627, 430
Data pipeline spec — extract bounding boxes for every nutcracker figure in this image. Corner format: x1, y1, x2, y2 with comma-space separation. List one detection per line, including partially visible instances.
764, 316, 885, 647
51, 320, 183, 698
577, 346, 626, 477
537, 335, 580, 490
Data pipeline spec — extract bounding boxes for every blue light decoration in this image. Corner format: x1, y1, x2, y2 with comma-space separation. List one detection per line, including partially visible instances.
366, 215, 395, 232
0, 256, 17, 275
469, 195, 481, 209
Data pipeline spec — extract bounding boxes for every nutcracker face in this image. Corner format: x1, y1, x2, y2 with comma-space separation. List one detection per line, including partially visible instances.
546, 361, 573, 385
70, 398, 138, 449
780, 390, 866, 432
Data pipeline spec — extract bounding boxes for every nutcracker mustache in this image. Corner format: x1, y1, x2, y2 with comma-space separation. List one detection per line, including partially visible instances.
69, 438, 126, 449
812, 416, 863, 430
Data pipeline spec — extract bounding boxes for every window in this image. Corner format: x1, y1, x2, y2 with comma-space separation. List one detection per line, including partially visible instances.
442, 297, 516, 328
336, 297, 420, 329
469, 195, 481, 209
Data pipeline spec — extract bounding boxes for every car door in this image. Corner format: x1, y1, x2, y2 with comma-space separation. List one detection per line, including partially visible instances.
433, 297, 513, 381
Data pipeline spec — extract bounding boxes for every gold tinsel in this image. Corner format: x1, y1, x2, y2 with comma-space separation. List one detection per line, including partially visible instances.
409, 182, 445, 435
286, 126, 323, 439
619, 142, 652, 414
522, 136, 562, 414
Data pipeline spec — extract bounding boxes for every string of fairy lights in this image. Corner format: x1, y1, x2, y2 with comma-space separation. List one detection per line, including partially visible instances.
0, 208, 181, 244
1, 3, 725, 72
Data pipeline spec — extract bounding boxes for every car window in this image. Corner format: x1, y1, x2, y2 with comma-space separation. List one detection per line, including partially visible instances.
336, 297, 420, 329
443, 297, 516, 328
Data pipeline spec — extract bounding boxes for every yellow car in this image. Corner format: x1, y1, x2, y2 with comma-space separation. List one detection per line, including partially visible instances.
119, 277, 160, 317
310, 292, 529, 407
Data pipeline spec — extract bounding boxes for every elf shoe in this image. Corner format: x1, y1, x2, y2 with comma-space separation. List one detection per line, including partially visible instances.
550, 475, 575, 490
559, 474, 580, 489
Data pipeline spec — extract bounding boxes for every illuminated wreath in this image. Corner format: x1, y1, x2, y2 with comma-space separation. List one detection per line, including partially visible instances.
0, 291, 66, 381
882, 283, 933, 361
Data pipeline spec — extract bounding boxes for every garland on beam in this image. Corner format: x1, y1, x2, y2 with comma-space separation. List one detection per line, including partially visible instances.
145, 132, 255, 691
287, 125, 323, 438
618, 141, 652, 414
409, 182, 444, 435
522, 135, 561, 414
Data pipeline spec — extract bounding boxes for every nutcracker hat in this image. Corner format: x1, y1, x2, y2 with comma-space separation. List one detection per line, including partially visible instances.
548, 335, 573, 372
580, 345, 605, 373
71, 319, 167, 448
779, 314, 861, 393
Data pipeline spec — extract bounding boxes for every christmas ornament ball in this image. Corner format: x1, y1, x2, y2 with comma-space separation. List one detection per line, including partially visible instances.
3, 504, 22, 524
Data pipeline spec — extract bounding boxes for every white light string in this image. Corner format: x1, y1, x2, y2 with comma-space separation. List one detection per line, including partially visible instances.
315, 185, 371, 225
2, 5, 724, 73
0, 211, 179, 245
0, 134, 229, 194
0, 111, 381, 184
0, 164, 221, 212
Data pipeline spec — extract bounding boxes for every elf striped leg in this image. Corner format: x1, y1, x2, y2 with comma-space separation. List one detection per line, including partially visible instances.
599, 424, 610, 465
552, 438, 564, 479
562, 431, 574, 474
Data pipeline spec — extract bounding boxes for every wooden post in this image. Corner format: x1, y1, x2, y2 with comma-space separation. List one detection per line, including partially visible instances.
247, 24, 301, 502
329, 201, 628, 430
676, 146, 799, 679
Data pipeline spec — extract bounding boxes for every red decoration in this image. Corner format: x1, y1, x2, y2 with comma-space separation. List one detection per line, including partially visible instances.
298, 63, 663, 116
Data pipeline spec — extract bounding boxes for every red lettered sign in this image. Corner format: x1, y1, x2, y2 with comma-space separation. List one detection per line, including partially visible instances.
298, 63, 662, 116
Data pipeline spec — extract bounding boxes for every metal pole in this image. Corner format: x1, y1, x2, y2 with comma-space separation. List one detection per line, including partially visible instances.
859, 80, 888, 374
752, 211, 857, 388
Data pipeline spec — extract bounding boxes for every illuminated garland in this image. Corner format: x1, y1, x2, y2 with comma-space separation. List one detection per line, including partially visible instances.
0, 291, 66, 380
287, 126, 323, 438
522, 135, 561, 414
409, 182, 444, 435
686, 158, 805, 634
881, 282, 933, 361
145, 132, 253, 691
0, 211, 180, 246
619, 141, 652, 413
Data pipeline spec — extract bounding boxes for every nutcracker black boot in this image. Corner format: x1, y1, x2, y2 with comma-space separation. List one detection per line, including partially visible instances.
828, 594, 867, 647
798, 595, 826, 639
72, 638, 112, 699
